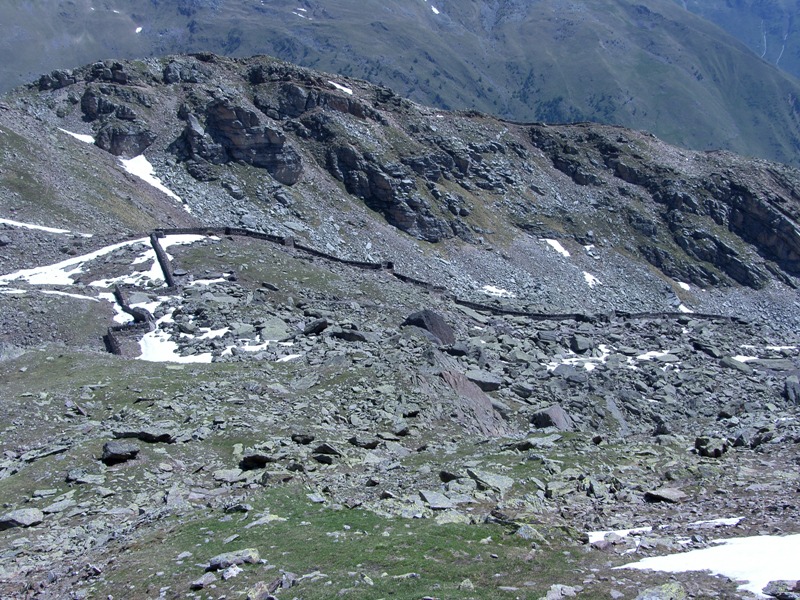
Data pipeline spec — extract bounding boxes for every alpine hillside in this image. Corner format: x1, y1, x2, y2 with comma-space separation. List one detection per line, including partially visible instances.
0, 54, 799, 599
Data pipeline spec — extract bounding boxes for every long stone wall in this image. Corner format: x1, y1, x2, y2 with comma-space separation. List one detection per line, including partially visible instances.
149, 225, 741, 326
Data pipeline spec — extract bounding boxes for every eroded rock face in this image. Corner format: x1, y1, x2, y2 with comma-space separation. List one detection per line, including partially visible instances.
327, 144, 453, 242
95, 123, 156, 157
529, 123, 800, 289
172, 99, 303, 185
22, 53, 800, 289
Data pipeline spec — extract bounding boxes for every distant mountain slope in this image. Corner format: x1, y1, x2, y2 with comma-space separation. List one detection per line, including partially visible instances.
2, 0, 800, 166
676, 0, 800, 81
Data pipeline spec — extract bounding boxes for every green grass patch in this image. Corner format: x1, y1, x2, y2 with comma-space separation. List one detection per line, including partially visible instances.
91, 485, 574, 599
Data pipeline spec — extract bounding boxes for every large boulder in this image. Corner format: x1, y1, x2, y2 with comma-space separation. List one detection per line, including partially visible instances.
531, 404, 574, 431
465, 369, 503, 392
0, 508, 44, 530
101, 440, 141, 465
401, 310, 455, 345
784, 375, 800, 404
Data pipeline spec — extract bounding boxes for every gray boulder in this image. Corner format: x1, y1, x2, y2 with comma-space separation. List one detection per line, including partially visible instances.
465, 369, 503, 392
207, 548, 260, 571
401, 310, 455, 345
763, 580, 800, 600
695, 436, 728, 458
0, 508, 44, 530
101, 440, 141, 465
784, 376, 800, 404
531, 405, 574, 431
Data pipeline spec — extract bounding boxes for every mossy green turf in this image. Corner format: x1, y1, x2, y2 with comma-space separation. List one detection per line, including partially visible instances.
92, 486, 575, 600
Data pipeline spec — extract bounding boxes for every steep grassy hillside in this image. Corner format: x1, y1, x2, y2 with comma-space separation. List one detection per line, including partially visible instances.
677, 0, 800, 80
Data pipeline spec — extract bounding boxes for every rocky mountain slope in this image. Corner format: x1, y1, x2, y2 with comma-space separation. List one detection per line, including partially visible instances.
0, 54, 799, 599
3, 0, 800, 167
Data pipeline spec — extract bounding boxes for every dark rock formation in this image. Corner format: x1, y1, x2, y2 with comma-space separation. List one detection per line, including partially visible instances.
401, 310, 455, 345
101, 440, 141, 465
95, 123, 156, 157
172, 99, 302, 185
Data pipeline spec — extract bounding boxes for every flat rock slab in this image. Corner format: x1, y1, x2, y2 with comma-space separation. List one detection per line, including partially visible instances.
644, 488, 687, 503
401, 309, 455, 345
720, 356, 754, 374
465, 370, 503, 392
0, 508, 44, 530
191, 572, 217, 590
42, 498, 76, 514
213, 468, 246, 483
66, 469, 106, 485
531, 404, 574, 431
440, 370, 510, 437
754, 358, 794, 371
207, 548, 260, 571
466, 468, 514, 496
419, 489, 456, 510
635, 582, 688, 600
508, 434, 563, 451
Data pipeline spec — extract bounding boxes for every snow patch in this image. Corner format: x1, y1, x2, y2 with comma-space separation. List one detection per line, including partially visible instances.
40, 290, 99, 302
482, 285, 515, 298
636, 350, 674, 361
198, 327, 229, 340
328, 81, 353, 95
0, 217, 92, 237
678, 304, 694, 314
732, 355, 758, 363
138, 328, 213, 363
688, 517, 743, 528
583, 272, 600, 288
119, 155, 187, 209
135, 26, 143, 33
97, 292, 134, 324
541, 238, 570, 257
548, 344, 612, 373
189, 277, 228, 287
618, 533, 800, 597
0, 238, 148, 287
676, 281, 691, 291
277, 354, 302, 363
58, 128, 95, 144
587, 526, 652, 545
431, 5, 440, 14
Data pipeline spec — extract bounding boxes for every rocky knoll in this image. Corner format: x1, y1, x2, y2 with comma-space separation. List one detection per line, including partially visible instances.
6, 53, 800, 303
